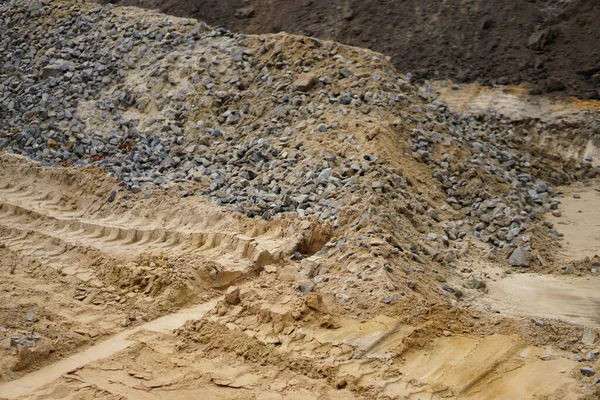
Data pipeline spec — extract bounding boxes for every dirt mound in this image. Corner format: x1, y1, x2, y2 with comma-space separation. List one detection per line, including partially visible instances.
105, 0, 600, 99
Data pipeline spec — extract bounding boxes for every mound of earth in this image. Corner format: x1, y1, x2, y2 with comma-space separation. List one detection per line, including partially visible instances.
1, 0, 600, 399
104, 0, 600, 99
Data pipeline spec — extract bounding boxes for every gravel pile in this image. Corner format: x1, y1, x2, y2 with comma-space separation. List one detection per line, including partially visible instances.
1, 0, 598, 264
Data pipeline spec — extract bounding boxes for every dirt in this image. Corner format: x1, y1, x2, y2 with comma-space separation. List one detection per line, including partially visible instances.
2, 147, 599, 399
547, 183, 600, 259
2, 1, 600, 399
102, 0, 600, 99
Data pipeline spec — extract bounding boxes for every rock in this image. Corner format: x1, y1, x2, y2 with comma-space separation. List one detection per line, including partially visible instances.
291, 252, 303, 261
336, 293, 351, 303
527, 28, 555, 51
384, 294, 399, 304
298, 280, 316, 295
442, 283, 455, 293
470, 276, 486, 290
581, 367, 595, 377
339, 94, 353, 105
552, 210, 562, 217
225, 286, 240, 305
315, 168, 333, 185
508, 247, 532, 267
42, 64, 62, 79
306, 292, 327, 312
582, 328, 597, 345
573, 194, 581, 199
293, 73, 317, 92
234, 6, 255, 19
25, 309, 38, 323
531, 318, 545, 327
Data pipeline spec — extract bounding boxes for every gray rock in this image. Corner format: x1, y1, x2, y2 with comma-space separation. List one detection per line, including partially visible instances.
582, 328, 597, 345
581, 367, 595, 377
336, 293, 351, 303
442, 283, 455, 293
384, 294, 399, 304
298, 280, 316, 295
531, 318, 545, 327
42, 64, 62, 79
25, 309, 37, 322
470, 276, 486, 290
508, 247, 532, 267
315, 168, 333, 185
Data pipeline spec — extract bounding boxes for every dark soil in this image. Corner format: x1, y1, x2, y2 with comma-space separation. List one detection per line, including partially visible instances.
105, 0, 600, 99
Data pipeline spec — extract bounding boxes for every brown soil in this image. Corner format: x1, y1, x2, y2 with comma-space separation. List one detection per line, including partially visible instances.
102, 0, 600, 99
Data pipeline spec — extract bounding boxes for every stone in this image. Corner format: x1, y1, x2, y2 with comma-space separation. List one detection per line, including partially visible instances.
293, 73, 317, 92
531, 318, 545, 327
25, 309, 38, 322
527, 28, 554, 51
582, 328, 596, 346
508, 247, 532, 267
316, 168, 333, 185
336, 293, 351, 303
234, 5, 255, 19
225, 286, 241, 305
581, 367, 595, 377
42, 64, 62, 79
298, 280, 316, 295
269, 305, 293, 323
306, 292, 327, 312
470, 276, 486, 290
291, 252, 303, 261
442, 283, 455, 293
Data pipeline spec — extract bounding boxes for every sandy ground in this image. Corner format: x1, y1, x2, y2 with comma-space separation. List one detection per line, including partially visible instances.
0, 152, 596, 399
548, 183, 600, 259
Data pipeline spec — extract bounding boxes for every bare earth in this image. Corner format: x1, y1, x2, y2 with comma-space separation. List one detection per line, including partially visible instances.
1, 2, 600, 400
